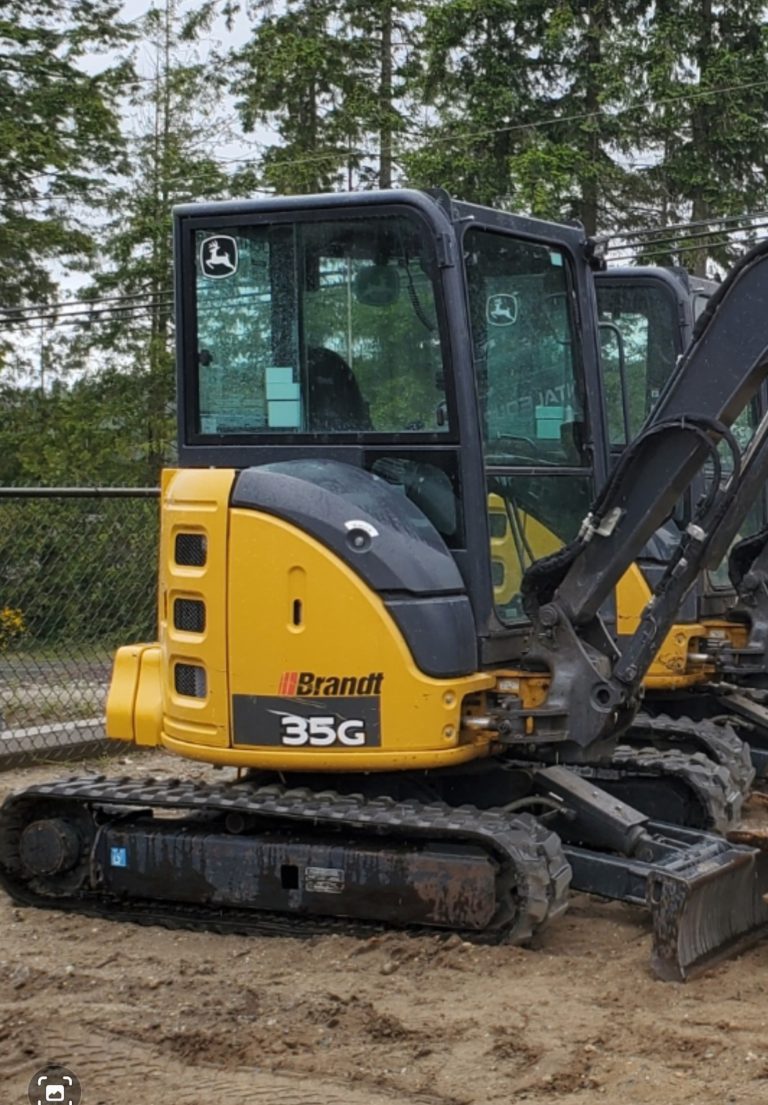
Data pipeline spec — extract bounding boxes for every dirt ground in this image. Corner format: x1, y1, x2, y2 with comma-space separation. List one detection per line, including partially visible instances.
2, 755, 768, 1105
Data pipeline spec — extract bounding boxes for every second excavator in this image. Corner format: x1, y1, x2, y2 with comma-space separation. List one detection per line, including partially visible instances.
595, 264, 768, 785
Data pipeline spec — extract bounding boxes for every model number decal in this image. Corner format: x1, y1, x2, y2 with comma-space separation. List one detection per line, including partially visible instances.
232, 694, 381, 748
279, 713, 366, 746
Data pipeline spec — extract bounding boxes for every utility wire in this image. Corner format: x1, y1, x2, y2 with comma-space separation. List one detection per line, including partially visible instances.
224, 76, 768, 173
609, 218, 768, 257
0, 273, 284, 320
0, 303, 175, 333
1, 202, 765, 322
0, 288, 172, 316
606, 219, 768, 259
0, 300, 175, 328
8, 168, 768, 321
0, 281, 286, 328
12, 76, 768, 203
0, 281, 278, 321
602, 209, 768, 243
609, 234, 768, 264
390, 77, 768, 153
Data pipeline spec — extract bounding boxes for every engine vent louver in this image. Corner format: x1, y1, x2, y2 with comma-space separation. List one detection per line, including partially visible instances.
175, 533, 206, 567
174, 663, 207, 698
174, 598, 205, 633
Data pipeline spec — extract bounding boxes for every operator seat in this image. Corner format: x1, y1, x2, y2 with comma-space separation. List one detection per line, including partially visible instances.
307, 346, 372, 431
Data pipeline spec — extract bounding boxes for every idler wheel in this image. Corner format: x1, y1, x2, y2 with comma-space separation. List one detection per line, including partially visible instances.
19, 818, 81, 876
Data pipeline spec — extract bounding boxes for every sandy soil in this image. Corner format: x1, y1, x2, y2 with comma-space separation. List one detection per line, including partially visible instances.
2, 754, 768, 1105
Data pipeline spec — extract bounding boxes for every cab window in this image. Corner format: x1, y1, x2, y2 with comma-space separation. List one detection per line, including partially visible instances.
465, 229, 586, 466
596, 282, 678, 444
193, 213, 449, 436
465, 227, 592, 623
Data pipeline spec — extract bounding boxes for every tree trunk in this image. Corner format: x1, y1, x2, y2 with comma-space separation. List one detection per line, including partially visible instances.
579, 3, 603, 236
689, 0, 713, 277
146, 0, 174, 481
379, 0, 393, 189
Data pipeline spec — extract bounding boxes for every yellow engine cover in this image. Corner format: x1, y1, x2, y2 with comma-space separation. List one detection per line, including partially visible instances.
109, 468, 496, 771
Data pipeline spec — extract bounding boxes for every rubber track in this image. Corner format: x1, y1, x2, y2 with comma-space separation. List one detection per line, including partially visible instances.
628, 711, 754, 796
0, 776, 571, 944
568, 745, 740, 833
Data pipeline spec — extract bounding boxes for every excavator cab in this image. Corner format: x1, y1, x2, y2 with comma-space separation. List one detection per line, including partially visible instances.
466, 228, 597, 625
596, 266, 711, 445
167, 190, 607, 736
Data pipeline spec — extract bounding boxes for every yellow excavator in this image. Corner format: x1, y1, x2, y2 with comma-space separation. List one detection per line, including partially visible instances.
485, 264, 755, 830
596, 266, 768, 782
3, 189, 768, 982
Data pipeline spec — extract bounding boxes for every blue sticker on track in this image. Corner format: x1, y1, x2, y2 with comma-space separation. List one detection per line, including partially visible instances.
110, 847, 128, 868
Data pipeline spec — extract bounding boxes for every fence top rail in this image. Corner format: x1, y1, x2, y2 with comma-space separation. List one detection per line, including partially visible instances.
0, 487, 160, 498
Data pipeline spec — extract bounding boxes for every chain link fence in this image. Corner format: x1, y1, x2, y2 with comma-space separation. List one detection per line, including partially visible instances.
0, 488, 159, 768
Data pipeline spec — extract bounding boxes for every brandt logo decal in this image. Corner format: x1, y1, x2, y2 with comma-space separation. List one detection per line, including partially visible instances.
278, 671, 384, 696
278, 671, 299, 695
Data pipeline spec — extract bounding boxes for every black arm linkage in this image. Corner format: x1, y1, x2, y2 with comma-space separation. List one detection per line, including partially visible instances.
558, 240, 768, 625
515, 240, 768, 760
718, 527, 768, 679
705, 414, 768, 573
708, 420, 768, 679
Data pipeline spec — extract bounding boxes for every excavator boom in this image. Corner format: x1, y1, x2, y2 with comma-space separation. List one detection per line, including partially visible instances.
518, 241, 768, 754
555, 242, 768, 626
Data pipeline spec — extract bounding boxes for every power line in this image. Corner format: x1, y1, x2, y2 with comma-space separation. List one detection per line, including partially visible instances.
7, 72, 768, 207
603, 209, 768, 243
221, 76, 768, 174
389, 77, 768, 156
146, 76, 768, 180
0, 218, 757, 323
0, 303, 174, 333
1, 280, 274, 321
0, 301, 174, 327
4, 196, 765, 324
0, 281, 285, 327
3, 266, 333, 320
609, 234, 767, 264
608, 220, 768, 260
606, 219, 768, 260
0, 288, 174, 317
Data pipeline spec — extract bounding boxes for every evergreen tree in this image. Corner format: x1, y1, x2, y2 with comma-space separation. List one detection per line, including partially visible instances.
402, 0, 646, 232
344, 0, 419, 189
64, 0, 233, 483
630, 0, 768, 273
507, 0, 648, 234
0, 0, 130, 308
231, 0, 418, 192
231, 0, 367, 193
401, 0, 547, 207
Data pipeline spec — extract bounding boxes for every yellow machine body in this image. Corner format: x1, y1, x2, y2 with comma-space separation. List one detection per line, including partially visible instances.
615, 563, 715, 688
488, 492, 562, 606
108, 470, 753, 760
107, 468, 498, 770
485, 494, 743, 690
